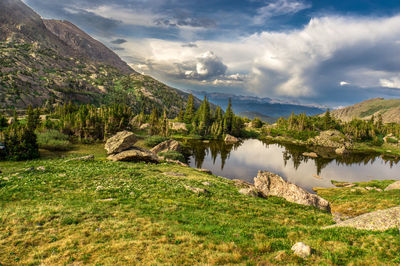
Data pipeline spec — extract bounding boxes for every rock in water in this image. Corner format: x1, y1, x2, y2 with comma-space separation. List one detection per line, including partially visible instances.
105, 131, 137, 155
150, 139, 181, 154
291, 242, 312, 258
254, 171, 331, 212
326, 206, 400, 231
107, 147, 159, 163
302, 152, 318, 158
224, 134, 239, 143
384, 180, 400, 191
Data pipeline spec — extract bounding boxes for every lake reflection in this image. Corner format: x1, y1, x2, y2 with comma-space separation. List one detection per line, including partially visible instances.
184, 139, 400, 192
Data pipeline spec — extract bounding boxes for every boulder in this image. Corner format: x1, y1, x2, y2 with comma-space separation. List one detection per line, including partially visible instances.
254, 171, 331, 212
302, 152, 318, 158
184, 185, 208, 194
107, 147, 159, 163
309, 130, 350, 149
291, 242, 312, 258
140, 123, 150, 130
239, 187, 259, 197
170, 122, 187, 132
150, 139, 181, 154
224, 134, 239, 143
326, 206, 400, 231
335, 146, 347, 155
384, 180, 400, 191
105, 131, 137, 155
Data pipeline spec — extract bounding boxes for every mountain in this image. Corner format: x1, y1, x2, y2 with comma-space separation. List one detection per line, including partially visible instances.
192, 91, 324, 118
237, 111, 276, 124
330, 98, 400, 123
0, 0, 195, 114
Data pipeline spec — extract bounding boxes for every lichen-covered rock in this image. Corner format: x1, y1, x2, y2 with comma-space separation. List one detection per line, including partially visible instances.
335, 146, 347, 155
150, 139, 181, 154
239, 187, 259, 197
254, 171, 331, 212
105, 131, 137, 155
224, 134, 239, 143
326, 206, 400, 231
384, 180, 400, 191
107, 147, 159, 163
291, 242, 312, 258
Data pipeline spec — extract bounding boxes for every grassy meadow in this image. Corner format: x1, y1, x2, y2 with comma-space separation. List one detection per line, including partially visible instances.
0, 145, 400, 265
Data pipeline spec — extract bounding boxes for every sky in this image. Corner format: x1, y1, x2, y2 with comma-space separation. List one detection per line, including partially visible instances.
23, 0, 400, 107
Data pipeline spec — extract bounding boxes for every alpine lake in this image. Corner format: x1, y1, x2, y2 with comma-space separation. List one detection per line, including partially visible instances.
182, 139, 400, 192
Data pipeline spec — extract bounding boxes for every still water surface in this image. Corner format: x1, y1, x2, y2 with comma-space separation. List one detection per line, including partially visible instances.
185, 139, 400, 192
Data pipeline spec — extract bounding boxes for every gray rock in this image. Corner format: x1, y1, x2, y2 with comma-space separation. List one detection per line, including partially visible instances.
254, 171, 331, 212
335, 146, 347, 155
198, 169, 212, 175
165, 158, 189, 167
36, 166, 46, 171
309, 130, 350, 149
302, 152, 318, 158
139, 123, 150, 130
170, 122, 187, 132
239, 187, 259, 197
385, 180, 400, 191
184, 185, 208, 194
224, 134, 239, 143
291, 242, 312, 258
150, 139, 181, 154
326, 206, 400, 231
107, 147, 159, 163
105, 131, 137, 155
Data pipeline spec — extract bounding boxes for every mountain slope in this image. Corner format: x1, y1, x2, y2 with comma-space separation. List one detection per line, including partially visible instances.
330, 98, 400, 123
0, 0, 195, 114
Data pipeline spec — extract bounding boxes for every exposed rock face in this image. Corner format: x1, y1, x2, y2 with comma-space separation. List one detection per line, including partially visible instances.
302, 152, 318, 158
170, 122, 187, 132
291, 242, 312, 258
224, 134, 239, 143
150, 140, 181, 154
105, 131, 137, 155
384, 181, 400, 191
107, 147, 159, 163
254, 171, 331, 212
309, 130, 350, 149
326, 206, 400, 231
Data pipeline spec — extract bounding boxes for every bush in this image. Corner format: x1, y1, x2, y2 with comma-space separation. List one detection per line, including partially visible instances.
145, 135, 168, 148
158, 151, 185, 163
386, 137, 398, 144
37, 130, 71, 151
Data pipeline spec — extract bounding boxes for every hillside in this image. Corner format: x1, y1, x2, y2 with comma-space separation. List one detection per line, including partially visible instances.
238, 111, 277, 124
0, 0, 193, 114
330, 98, 400, 123
192, 91, 324, 118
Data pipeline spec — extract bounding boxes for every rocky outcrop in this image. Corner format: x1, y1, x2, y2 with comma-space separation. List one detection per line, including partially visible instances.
254, 171, 331, 212
105, 131, 137, 155
309, 130, 351, 149
150, 140, 181, 154
326, 206, 400, 231
238, 188, 259, 197
224, 134, 239, 143
140, 123, 150, 130
107, 147, 159, 163
170, 122, 187, 132
335, 146, 347, 155
184, 185, 208, 194
384, 181, 400, 191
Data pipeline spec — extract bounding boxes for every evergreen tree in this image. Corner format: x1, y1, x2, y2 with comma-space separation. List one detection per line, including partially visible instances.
161, 109, 169, 137
149, 108, 159, 135
178, 107, 184, 122
223, 98, 234, 134
184, 94, 195, 123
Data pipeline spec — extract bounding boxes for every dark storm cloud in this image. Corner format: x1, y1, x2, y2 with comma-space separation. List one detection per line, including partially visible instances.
154, 11, 216, 29
110, 38, 128, 44
181, 43, 198, 48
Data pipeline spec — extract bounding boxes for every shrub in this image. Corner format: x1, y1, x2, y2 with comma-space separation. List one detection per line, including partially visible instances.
37, 130, 71, 151
386, 137, 398, 144
145, 135, 168, 148
158, 151, 185, 163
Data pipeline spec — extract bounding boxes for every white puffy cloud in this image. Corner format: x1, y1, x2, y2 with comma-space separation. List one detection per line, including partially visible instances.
340, 81, 350, 86
380, 77, 400, 89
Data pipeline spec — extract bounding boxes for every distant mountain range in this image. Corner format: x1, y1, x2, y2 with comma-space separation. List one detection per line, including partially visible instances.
330, 98, 400, 124
191, 91, 325, 119
0, 0, 202, 114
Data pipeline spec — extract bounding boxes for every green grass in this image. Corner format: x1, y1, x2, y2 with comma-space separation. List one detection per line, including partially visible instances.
0, 146, 399, 264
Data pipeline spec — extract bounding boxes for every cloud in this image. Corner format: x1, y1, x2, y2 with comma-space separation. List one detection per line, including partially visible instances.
110, 38, 127, 44
154, 12, 216, 29
182, 43, 198, 48
183, 51, 227, 80
380, 77, 400, 89
254, 0, 311, 24
340, 81, 350, 86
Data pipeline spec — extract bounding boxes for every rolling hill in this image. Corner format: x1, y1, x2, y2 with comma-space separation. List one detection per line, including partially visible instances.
330, 98, 400, 123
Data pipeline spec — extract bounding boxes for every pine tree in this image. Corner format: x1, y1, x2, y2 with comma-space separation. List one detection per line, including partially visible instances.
161, 109, 169, 137
184, 94, 195, 123
223, 98, 234, 134
149, 108, 159, 135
